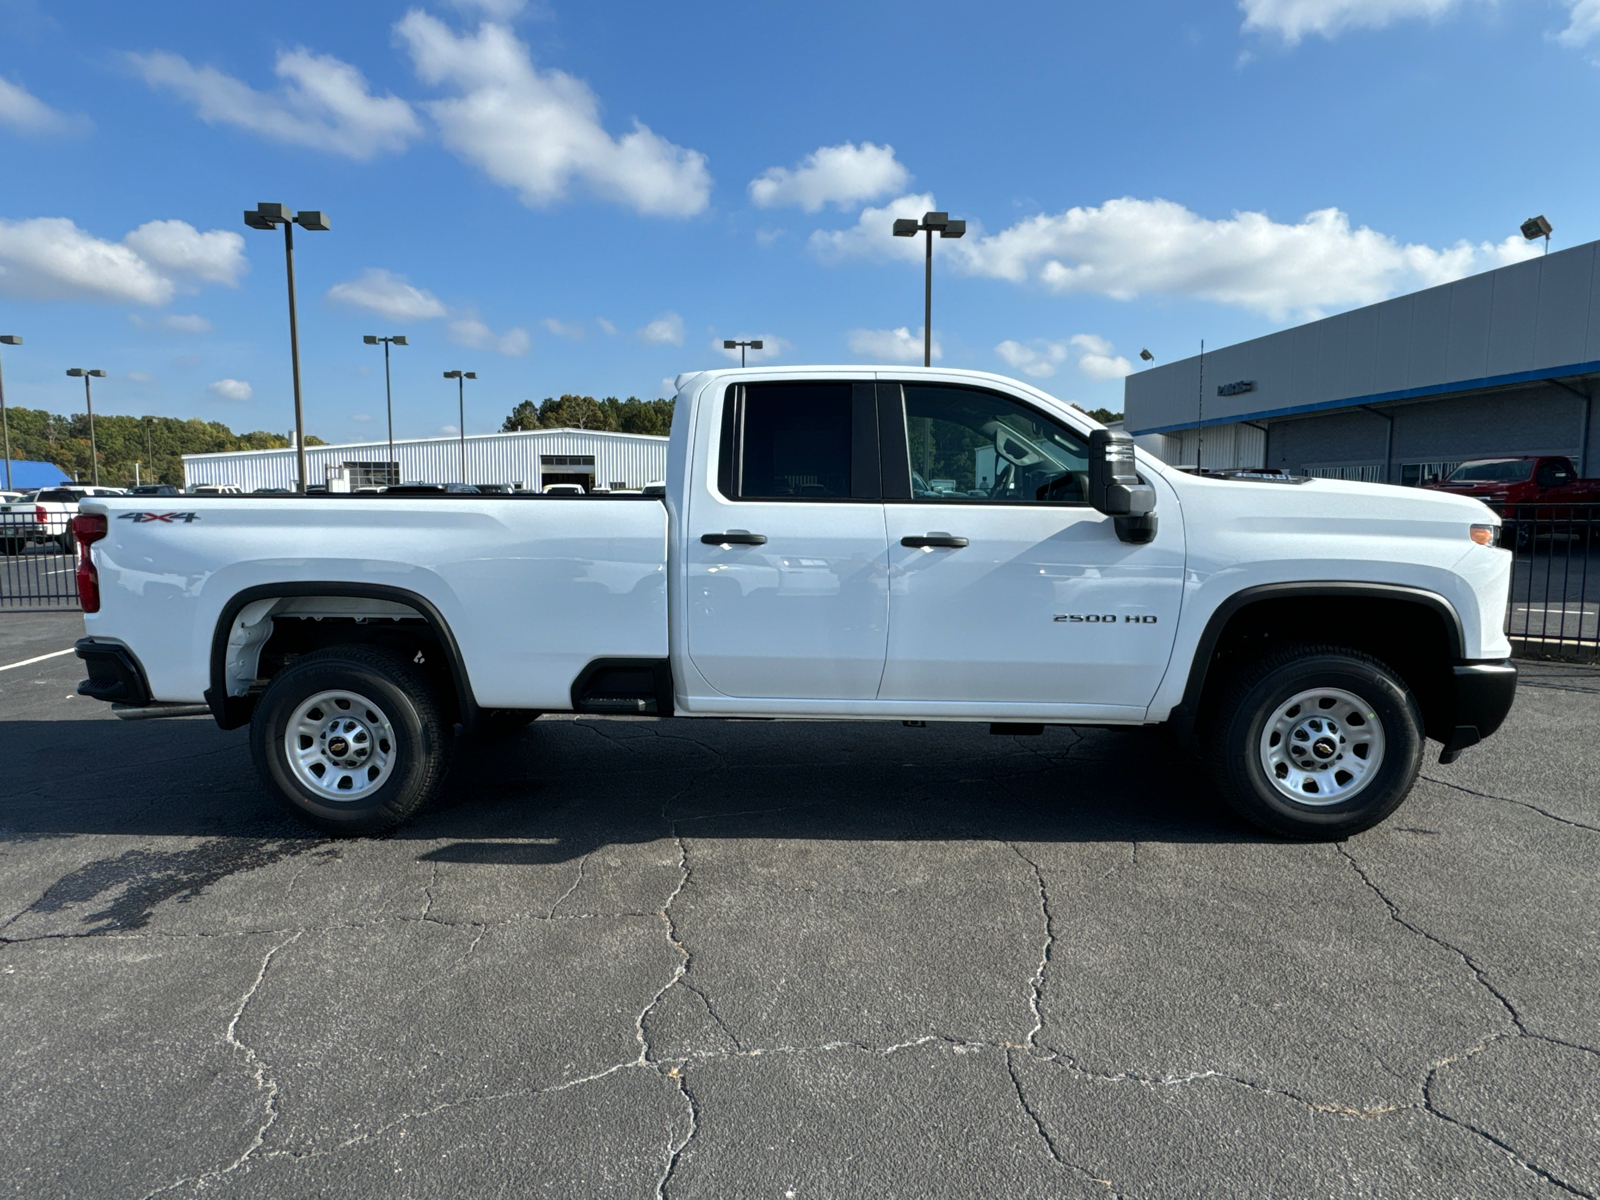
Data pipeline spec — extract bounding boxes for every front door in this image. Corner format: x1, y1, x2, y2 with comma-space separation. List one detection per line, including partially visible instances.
877, 382, 1183, 710
685, 380, 889, 699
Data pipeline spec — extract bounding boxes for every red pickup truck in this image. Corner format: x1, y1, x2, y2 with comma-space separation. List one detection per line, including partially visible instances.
1425, 456, 1599, 544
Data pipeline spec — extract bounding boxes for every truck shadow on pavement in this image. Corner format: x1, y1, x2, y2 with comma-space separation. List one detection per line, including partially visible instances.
0, 714, 1256, 857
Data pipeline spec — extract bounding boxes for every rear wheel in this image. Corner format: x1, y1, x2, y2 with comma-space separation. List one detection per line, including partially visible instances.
0, 538, 20, 556
1207, 643, 1424, 839
250, 646, 450, 835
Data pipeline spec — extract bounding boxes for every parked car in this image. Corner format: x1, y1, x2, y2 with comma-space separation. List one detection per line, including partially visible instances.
190, 483, 245, 495
542, 483, 586, 495
73, 366, 1516, 841
2, 485, 124, 554
1424, 456, 1600, 545
129, 484, 182, 497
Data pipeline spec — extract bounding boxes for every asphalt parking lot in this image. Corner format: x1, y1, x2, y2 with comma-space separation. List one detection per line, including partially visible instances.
2, 610, 1597, 1199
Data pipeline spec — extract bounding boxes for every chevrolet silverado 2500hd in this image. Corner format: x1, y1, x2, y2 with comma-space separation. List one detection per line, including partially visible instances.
70, 367, 1516, 839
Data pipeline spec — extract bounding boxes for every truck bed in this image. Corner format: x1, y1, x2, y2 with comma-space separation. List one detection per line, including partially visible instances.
81, 495, 669, 708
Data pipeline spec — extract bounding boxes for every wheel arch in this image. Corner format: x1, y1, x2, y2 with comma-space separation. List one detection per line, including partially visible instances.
1168, 582, 1467, 746
205, 582, 477, 731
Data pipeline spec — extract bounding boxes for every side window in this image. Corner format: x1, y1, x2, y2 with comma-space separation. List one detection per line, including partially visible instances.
901, 385, 1090, 504
717, 382, 864, 501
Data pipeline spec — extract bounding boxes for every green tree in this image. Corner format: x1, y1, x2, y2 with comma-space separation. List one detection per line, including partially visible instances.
502, 400, 540, 432
0, 406, 321, 485
1082, 408, 1123, 425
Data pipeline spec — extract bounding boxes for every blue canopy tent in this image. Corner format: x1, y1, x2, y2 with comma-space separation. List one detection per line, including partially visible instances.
2, 460, 73, 489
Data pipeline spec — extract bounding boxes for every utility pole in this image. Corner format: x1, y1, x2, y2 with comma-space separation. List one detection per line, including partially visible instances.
65, 368, 107, 486
892, 211, 966, 367
0, 335, 20, 491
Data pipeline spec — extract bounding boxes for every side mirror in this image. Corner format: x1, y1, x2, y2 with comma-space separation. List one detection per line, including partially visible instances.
1089, 429, 1158, 545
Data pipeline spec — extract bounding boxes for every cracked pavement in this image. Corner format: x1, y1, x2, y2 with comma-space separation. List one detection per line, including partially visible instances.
2, 611, 1597, 1199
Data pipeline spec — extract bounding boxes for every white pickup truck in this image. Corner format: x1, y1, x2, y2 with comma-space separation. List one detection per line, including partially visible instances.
71, 367, 1516, 840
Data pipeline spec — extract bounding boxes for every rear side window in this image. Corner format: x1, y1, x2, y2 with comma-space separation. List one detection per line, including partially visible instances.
36, 489, 77, 502
718, 382, 861, 500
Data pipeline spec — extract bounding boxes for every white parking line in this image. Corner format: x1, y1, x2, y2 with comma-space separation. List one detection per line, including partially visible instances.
0, 647, 75, 672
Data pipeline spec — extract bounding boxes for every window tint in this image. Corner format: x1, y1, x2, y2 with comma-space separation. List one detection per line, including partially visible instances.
37, 489, 78, 502
901, 385, 1089, 504
720, 382, 853, 500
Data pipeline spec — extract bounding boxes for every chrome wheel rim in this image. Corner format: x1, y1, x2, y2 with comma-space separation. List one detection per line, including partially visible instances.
1259, 687, 1385, 807
286, 689, 396, 801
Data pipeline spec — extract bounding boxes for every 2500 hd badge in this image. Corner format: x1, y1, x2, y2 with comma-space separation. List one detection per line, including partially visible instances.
1054, 613, 1159, 623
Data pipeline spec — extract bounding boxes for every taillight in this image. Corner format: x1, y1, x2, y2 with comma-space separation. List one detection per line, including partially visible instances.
72, 513, 108, 613
36, 505, 48, 524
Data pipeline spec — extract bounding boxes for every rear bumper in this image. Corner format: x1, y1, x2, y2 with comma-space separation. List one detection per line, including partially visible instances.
75, 638, 153, 706
1437, 660, 1517, 764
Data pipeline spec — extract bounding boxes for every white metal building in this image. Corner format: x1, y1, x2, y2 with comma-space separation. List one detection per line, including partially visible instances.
183, 427, 669, 493
1125, 237, 1600, 481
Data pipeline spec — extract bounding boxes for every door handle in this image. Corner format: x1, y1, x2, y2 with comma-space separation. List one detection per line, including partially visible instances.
701, 531, 767, 545
901, 534, 968, 548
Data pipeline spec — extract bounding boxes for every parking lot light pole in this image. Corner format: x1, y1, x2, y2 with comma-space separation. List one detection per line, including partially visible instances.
443, 370, 476, 482
723, 339, 763, 367
364, 335, 408, 485
892, 211, 966, 367
0, 335, 19, 490
245, 203, 330, 493
65, 368, 106, 486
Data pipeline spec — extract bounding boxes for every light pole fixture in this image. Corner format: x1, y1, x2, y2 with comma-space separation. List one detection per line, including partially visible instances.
892, 210, 966, 367
723, 339, 764, 368
0, 335, 19, 491
245, 202, 330, 493
443, 370, 476, 482
364, 335, 408, 485
1521, 215, 1553, 255
65, 368, 107, 486
1139, 348, 1155, 363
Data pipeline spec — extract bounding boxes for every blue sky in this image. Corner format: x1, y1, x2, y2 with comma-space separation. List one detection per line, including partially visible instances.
1, 0, 1597, 444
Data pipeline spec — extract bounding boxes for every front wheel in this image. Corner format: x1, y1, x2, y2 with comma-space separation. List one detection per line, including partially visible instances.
249, 646, 450, 835
1207, 644, 1424, 840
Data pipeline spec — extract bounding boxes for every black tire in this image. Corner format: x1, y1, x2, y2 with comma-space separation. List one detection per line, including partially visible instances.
0, 538, 20, 556
249, 646, 450, 836
1207, 643, 1424, 840
57, 531, 75, 556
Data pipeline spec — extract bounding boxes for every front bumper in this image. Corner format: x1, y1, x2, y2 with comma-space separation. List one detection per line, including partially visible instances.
1437, 660, 1518, 764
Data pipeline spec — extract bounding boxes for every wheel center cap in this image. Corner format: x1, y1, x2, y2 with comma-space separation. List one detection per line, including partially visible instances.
1312, 736, 1337, 759
328, 735, 350, 756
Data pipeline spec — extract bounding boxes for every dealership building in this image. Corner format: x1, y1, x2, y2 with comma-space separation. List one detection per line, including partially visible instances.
1124, 237, 1600, 484
183, 427, 669, 493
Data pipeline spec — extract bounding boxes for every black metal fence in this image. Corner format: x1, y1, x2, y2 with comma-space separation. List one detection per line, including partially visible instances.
1500, 502, 1599, 660
1, 514, 80, 610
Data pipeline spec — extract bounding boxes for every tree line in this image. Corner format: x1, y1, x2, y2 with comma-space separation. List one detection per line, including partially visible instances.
1, 406, 325, 486
502, 395, 674, 436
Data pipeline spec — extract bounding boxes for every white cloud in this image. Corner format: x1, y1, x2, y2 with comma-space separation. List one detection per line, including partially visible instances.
542, 317, 586, 339
955, 197, 1541, 320
327, 268, 447, 321
755, 227, 784, 248
809, 193, 939, 264
638, 311, 684, 346
1559, 0, 1600, 45
440, 424, 459, 435
351, 413, 373, 422
712, 334, 787, 363
162, 313, 211, 334
127, 371, 157, 384
1069, 334, 1135, 380
847, 326, 940, 363
123, 220, 247, 286
597, 317, 617, 336
130, 48, 420, 160
0, 216, 245, 305
208, 378, 253, 401
396, 11, 711, 216
1239, 0, 1471, 42
0, 75, 88, 135
749, 142, 908, 212
448, 314, 530, 356
996, 339, 1070, 378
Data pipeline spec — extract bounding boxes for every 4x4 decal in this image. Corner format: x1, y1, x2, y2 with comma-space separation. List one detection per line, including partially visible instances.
117, 512, 201, 524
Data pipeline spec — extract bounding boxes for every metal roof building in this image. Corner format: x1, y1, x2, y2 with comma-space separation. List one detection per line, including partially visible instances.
1125, 238, 1600, 483
183, 427, 669, 493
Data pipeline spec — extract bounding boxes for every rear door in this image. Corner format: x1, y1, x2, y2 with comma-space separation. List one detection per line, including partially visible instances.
684, 379, 889, 699
877, 380, 1183, 710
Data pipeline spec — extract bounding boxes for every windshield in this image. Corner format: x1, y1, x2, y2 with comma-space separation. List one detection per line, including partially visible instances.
1446, 459, 1535, 483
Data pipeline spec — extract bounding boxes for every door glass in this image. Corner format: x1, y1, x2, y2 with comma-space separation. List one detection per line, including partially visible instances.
720, 382, 853, 500
901, 385, 1089, 504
